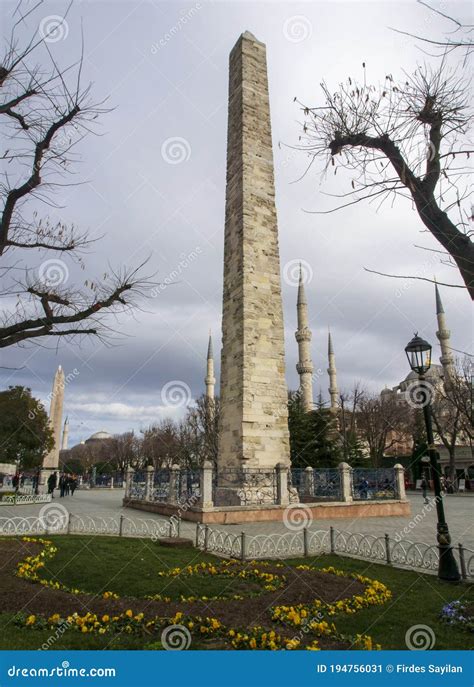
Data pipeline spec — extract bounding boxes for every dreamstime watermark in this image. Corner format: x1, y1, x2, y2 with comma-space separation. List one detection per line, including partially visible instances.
161, 624, 192, 650
151, 4, 202, 53
394, 252, 439, 298
38, 503, 69, 532
283, 503, 313, 531
151, 247, 202, 297
38, 15, 69, 43
38, 258, 69, 288
405, 624, 436, 650
283, 258, 313, 287
161, 381, 192, 408
40, 619, 73, 650
405, 380, 435, 409
283, 15, 313, 43
161, 136, 192, 164
150, 494, 199, 542
393, 495, 441, 542
287, 611, 325, 648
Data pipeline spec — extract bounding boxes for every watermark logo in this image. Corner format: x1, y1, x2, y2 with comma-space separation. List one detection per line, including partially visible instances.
38, 259, 69, 288
151, 4, 202, 53
161, 381, 192, 408
283, 503, 313, 531
150, 247, 202, 297
283, 16, 313, 43
405, 380, 435, 409
405, 624, 436, 650
161, 624, 191, 650
283, 258, 313, 287
38, 503, 69, 532
161, 137, 191, 165
39, 16, 69, 43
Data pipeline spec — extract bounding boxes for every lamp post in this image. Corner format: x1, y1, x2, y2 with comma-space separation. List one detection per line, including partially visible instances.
405, 334, 460, 582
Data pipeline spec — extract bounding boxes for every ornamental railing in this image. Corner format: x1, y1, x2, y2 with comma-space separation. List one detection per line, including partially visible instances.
0, 513, 178, 539
124, 462, 406, 508
0, 493, 52, 506
352, 468, 398, 500
195, 523, 474, 580
214, 467, 278, 506
290, 468, 342, 501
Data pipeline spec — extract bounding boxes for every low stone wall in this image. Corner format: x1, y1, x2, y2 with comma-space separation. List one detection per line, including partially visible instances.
123, 497, 411, 524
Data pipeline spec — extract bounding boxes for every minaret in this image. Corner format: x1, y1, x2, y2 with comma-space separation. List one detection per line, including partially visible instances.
42, 365, 65, 470
435, 282, 454, 385
61, 416, 69, 451
205, 332, 216, 401
327, 331, 339, 412
295, 266, 314, 412
217, 32, 291, 481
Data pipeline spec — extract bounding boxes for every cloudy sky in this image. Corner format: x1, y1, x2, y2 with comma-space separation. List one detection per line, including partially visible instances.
1, 0, 472, 447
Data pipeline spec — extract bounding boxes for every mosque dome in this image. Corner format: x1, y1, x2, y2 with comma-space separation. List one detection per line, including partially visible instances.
86, 430, 112, 442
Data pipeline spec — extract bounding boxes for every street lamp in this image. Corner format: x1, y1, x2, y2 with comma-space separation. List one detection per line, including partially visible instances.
405, 334, 460, 582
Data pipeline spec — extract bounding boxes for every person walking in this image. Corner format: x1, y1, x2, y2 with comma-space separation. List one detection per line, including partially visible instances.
421, 476, 429, 505
47, 472, 57, 496
70, 475, 77, 496
12, 473, 19, 493
59, 473, 66, 498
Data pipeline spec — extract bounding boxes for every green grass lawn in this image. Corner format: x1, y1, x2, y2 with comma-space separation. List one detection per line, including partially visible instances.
41, 535, 232, 599
2, 535, 472, 650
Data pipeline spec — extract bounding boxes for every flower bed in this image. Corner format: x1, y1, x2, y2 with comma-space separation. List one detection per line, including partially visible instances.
13, 537, 390, 650
440, 601, 473, 633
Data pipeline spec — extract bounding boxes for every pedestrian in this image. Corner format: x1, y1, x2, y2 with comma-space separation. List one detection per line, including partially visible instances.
421, 476, 429, 504
70, 475, 77, 496
59, 473, 66, 498
47, 472, 57, 496
32, 469, 40, 495
12, 473, 20, 493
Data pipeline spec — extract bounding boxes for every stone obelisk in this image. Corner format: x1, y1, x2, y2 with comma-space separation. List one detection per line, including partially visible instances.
61, 416, 69, 451
42, 365, 65, 472
217, 32, 291, 490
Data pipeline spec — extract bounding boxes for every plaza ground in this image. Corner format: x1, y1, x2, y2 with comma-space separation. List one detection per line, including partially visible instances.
1, 489, 473, 549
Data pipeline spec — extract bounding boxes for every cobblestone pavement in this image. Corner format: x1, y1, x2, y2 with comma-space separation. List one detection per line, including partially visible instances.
1, 489, 473, 549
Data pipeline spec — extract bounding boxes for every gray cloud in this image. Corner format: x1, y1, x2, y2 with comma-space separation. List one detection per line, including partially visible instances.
1, 0, 471, 447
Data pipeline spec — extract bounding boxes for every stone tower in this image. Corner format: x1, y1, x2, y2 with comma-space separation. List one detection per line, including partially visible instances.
217, 32, 291, 477
327, 331, 339, 412
205, 332, 216, 401
435, 282, 454, 385
42, 365, 65, 470
295, 265, 314, 412
61, 416, 69, 451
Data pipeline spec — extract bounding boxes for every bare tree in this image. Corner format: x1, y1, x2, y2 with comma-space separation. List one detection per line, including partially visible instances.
430, 357, 473, 480
141, 420, 181, 468
393, 1, 473, 60
355, 391, 412, 466
296, 59, 474, 297
0, 5, 152, 348
183, 395, 220, 468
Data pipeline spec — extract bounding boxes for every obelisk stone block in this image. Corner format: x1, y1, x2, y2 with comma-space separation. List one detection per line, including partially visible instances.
217, 32, 291, 476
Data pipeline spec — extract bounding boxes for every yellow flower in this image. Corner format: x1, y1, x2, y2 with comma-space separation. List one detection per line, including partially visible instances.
81, 626, 88, 633
125, 609, 133, 618
102, 615, 109, 623
26, 615, 36, 626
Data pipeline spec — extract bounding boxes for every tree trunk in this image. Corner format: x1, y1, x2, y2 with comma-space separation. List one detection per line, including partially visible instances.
413, 193, 474, 299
